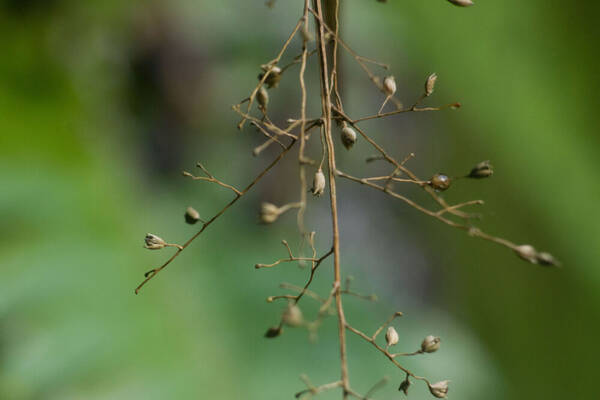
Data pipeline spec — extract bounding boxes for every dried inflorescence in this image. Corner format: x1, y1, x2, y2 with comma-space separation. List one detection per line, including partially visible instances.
135, 1, 559, 398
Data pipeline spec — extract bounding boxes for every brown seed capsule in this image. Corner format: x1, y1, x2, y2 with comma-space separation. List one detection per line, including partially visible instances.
259, 202, 282, 224
383, 75, 397, 97
282, 304, 304, 327
398, 377, 411, 395
447, 0, 474, 6
425, 73, 438, 96
428, 380, 450, 399
257, 86, 269, 109
311, 168, 326, 197
468, 160, 494, 178
385, 326, 399, 347
144, 233, 166, 250
429, 173, 451, 192
264, 326, 283, 338
185, 206, 200, 224
421, 335, 441, 353
514, 244, 538, 264
258, 65, 282, 88
341, 125, 357, 150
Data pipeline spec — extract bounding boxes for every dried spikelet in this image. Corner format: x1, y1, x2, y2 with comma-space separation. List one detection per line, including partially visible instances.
383, 75, 397, 96
468, 160, 494, 178
421, 335, 441, 353
258, 65, 282, 88
514, 244, 538, 264
341, 125, 357, 150
428, 380, 450, 398
385, 326, 399, 347
425, 73, 438, 96
447, 0, 474, 7
282, 304, 304, 327
144, 233, 166, 250
259, 202, 282, 224
428, 173, 451, 192
257, 86, 269, 109
311, 168, 326, 197
264, 326, 283, 338
185, 207, 200, 224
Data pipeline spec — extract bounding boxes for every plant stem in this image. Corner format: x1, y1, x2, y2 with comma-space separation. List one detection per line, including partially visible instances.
313, 0, 348, 396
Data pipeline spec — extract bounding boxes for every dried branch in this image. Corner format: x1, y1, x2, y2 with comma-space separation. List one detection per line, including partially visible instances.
182, 162, 242, 195
135, 139, 297, 294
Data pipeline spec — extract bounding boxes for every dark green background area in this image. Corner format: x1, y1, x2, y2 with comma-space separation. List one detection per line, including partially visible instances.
1, 1, 597, 399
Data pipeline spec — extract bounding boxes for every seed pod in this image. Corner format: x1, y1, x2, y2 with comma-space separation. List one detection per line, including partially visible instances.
301, 24, 313, 42
341, 125, 357, 150
259, 202, 282, 224
282, 304, 304, 327
385, 326, 399, 347
383, 75, 397, 97
447, 0, 474, 6
514, 244, 538, 264
428, 380, 450, 399
311, 168, 326, 197
264, 326, 283, 338
421, 335, 441, 353
398, 377, 411, 395
425, 73, 438, 96
185, 206, 200, 224
257, 86, 269, 109
429, 173, 451, 192
144, 233, 166, 250
468, 160, 493, 178
258, 65, 282, 88
537, 251, 561, 267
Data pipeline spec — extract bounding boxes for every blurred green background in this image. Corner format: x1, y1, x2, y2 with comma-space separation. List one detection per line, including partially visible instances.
1, 0, 598, 399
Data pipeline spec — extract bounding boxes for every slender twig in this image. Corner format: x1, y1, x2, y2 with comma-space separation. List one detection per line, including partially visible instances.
345, 322, 431, 386
295, 376, 342, 399
336, 169, 519, 252
237, 18, 304, 130
332, 105, 474, 219
350, 102, 460, 124
309, 7, 403, 110
182, 163, 242, 196
135, 139, 297, 294
255, 238, 326, 269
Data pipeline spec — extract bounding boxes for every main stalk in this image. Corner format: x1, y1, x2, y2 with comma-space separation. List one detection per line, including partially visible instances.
313, 0, 349, 396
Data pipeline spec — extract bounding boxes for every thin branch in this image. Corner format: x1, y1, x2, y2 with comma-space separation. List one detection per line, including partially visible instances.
345, 322, 431, 386
237, 18, 304, 130
295, 376, 342, 399
350, 102, 461, 124
135, 139, 297, 294
336, 169, 519, 253
332, 105, 475, 219
182, 163, 242, 196
251, 121, 287, 149
255, 238, 324, 269
308, 7, 403, 110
